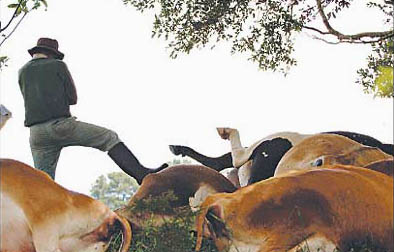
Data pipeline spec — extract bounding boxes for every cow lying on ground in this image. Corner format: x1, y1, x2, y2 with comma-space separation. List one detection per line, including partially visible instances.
170, 128, 393, 185
196, 165, 393, 252
116, 164, 237, 229
275, 133, 393, 176
0, 159, 131, 252
0, 104, 12, 130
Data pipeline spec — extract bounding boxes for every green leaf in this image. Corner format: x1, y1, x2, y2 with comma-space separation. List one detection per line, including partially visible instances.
40, 0, 48, 7
7, 3, 19, 8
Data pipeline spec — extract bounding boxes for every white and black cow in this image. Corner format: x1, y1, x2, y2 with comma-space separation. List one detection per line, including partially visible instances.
170, 128, 393, 185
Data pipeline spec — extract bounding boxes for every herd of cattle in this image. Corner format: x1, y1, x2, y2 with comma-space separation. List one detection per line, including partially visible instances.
1, 106, 393, 252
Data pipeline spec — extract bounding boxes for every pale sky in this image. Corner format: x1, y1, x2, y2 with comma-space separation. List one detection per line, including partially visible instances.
1, 0, 393, 195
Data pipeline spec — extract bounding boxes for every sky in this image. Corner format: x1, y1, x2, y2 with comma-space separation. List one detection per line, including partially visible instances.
1, 0, 393, 195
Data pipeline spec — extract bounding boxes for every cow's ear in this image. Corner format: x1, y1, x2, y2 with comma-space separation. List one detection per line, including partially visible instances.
205, 205, 229, 239
364, 158, 394, 177
338, 146, 389, 166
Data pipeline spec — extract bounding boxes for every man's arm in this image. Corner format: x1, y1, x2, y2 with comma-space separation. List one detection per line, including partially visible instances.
60, 61, 78, 105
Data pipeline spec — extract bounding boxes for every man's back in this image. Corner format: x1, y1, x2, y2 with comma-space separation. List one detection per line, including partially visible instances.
18, 58, 77, 127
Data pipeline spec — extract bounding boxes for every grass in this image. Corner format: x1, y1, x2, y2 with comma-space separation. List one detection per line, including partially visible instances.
106, 191, 218, 252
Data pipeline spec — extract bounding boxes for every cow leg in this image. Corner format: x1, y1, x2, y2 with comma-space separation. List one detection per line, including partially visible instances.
217, 127, 255, 168
32, 228, 60, 252
169, 145, 233, 171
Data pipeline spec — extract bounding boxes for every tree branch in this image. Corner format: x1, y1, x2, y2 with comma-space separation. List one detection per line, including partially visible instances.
314, 0, 394, 43
302, 25, 330, 35
0, 1, 23, 33
0, 12, 27, 47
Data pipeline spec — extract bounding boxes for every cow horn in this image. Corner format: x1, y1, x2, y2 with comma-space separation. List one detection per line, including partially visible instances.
117, 215, 132, 252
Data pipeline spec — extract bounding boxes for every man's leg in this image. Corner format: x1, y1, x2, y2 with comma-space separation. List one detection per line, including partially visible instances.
31, 147, 62, 179
107, 142, 168, 184
51, 117, 167, 183
30, 121, 62, 179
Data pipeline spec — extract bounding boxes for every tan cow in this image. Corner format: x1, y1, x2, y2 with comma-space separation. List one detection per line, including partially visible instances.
276, 134, 393, 176
116, 164, 237, 228
196, 165, 393, 252
0, 159, 131, 252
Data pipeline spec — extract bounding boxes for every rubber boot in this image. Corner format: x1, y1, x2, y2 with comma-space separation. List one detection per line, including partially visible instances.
108, 142, 168, 184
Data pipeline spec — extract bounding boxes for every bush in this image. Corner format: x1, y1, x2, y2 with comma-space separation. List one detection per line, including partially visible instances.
106, 191, 218, 252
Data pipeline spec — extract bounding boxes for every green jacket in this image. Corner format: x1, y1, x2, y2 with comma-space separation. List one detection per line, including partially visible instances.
18, 58, 77, 127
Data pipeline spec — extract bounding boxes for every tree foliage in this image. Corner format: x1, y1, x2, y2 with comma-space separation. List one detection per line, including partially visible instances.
167, 157, 193, 166
122, 0, 394, 97
90, 172, 139, 210
357, 38, 394, 98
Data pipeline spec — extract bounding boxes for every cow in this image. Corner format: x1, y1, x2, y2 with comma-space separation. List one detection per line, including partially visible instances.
170, 128, 393, 185
116, 164, 237, 229
0, 159, 132, 252
0, 104, 12, 130
275, 133, 393, 176
195, 165, 394, 252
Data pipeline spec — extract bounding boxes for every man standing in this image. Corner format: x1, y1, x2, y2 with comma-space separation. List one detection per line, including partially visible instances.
18, 38, 167, 183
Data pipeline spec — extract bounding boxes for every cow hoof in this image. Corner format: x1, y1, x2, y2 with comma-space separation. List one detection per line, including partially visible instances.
169, 145, 186, 156
216, 127, 231, 140
158, 163, 169, 170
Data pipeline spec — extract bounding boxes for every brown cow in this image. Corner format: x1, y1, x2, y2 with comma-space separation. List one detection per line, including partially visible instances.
116, 164, 237, 228
0, 159, 131, 252
196, 165, 393, 252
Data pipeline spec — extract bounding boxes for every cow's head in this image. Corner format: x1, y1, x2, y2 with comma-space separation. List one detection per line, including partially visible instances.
0, 104, 12, 130
276, 134, 392, 176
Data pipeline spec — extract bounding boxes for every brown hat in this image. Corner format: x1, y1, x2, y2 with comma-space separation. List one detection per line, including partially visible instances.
28, 38, 64, 60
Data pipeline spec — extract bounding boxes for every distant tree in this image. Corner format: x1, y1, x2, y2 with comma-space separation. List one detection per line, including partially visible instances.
167, 157, 193, 166
0, 0, 48, 69
122, 0, 393, 97
90, 172, 139, 210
